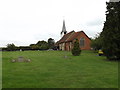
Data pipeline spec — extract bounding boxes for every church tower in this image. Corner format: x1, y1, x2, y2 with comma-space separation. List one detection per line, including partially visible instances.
61, 20, 67, 36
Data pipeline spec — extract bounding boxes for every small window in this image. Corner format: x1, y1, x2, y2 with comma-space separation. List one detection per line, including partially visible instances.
80, 37, 85, 47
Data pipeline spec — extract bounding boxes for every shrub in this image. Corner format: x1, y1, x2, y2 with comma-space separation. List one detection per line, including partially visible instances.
72, 39, 81, 56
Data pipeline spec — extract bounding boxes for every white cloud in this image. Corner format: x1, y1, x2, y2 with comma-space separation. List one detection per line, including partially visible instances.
0, 0, 109, 47
110, 0, 120, 2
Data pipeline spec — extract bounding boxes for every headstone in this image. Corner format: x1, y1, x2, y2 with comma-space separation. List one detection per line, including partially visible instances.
26, 59, 31, 62
63, 55, 71, 59
11, 59, 16, 63
18, 56, 24, 62
63, 55, 68, 59
11, 56, 31, 63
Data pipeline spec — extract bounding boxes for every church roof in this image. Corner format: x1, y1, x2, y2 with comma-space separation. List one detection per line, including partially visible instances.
57, 30, 90, 44
58, 30, 75, 43
56, 30, 89, 44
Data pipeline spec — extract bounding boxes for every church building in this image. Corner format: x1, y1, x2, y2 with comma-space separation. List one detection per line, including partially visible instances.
56, 20, 91, 51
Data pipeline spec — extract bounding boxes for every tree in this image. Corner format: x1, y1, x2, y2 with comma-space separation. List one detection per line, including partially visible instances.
91, 34, 102, 51
48, 38, 55, 49
36, 40, 49, 50
30, 44, 39, 50
101, 2, 120, 60
19, 46, 31, 51
72, 39, 81, 56
7, 43, 16, 51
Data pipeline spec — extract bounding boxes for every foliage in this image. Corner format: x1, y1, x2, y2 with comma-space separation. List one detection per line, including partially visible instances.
30, 44, 39, 50
91, 34, 102, 51
3, 45, 31, 51
72, 39, 81, 56
1, 47, 7, 51
101, 2, 120, 60
19, 46, 31, 51
4, 38, 56, 51
7, 43, 16, 51
48, 38, 55, 49
36, 40, 49, 50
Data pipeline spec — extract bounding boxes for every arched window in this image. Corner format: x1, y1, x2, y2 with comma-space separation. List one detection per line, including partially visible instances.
80, 37, 85, 47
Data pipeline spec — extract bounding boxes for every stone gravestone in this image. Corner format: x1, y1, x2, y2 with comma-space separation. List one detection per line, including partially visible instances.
18, 56, 24, 62
11, 56, 31, 63
64, 55, 68, 58
63, 55, 71, 60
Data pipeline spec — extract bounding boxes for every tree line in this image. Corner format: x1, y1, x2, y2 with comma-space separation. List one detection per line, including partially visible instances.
2, 38, 58, 51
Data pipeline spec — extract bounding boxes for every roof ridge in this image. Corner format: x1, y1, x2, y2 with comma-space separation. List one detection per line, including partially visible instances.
66, 30, 74, 34
57, 30, 90, 44
65, 31, 75, 42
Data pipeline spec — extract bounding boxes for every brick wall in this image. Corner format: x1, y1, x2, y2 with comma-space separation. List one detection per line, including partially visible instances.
76, 32, 91, 50
59, 31, 91, 51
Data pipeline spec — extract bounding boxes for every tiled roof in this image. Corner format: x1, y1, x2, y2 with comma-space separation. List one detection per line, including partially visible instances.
57, 30, 90, 44
57, 31, 75, 44
66, 32, 81, 42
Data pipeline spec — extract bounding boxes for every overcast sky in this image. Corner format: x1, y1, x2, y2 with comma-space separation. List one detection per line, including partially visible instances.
0, 0, 110, 47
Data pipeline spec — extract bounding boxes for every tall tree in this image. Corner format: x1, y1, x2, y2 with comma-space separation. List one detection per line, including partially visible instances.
48, 38, 55, 49
101, 2, 120, 60
7, 43, 16, 51
36, 40, 49, 50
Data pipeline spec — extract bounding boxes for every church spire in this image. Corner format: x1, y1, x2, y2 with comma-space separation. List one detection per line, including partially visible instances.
61, 19, 67, 35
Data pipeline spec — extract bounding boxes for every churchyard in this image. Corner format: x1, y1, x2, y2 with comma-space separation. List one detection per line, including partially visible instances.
2, 50, 118, 88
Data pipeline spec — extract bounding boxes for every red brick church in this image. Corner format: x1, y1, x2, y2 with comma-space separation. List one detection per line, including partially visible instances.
56, 20, 91, 51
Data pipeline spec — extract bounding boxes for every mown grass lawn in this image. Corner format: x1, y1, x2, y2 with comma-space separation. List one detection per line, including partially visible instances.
2, 50, 118, 88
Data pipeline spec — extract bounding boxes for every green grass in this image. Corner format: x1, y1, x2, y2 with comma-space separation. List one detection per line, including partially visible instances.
2, 50, 118, 88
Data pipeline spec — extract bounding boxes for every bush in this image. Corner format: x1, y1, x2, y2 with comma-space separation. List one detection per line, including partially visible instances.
91, 35, 102, 51
72, 39, 81, 56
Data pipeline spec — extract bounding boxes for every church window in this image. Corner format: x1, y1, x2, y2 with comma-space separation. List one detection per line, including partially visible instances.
80, 37, 85, 47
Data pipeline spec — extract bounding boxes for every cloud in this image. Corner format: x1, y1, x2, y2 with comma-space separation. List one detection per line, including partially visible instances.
110, 0, 120, 2
0, 0, 108, 47
86, 18, 105, 27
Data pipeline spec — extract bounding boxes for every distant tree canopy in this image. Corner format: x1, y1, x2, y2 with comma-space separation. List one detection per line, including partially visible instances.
29, 38, 55, 50
91, 34, 102, 51
36, 40, 49, 50
48, 38, 55, 49
7, 43, 16, 51
30, 44, 39, 50
2, 38, 56, 51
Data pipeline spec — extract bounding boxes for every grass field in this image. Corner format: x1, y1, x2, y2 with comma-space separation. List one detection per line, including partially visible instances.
2, 50, 118, 88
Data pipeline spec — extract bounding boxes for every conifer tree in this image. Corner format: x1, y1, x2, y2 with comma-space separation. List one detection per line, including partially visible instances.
101, 2, 120, 60
72, 39, 81, 56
